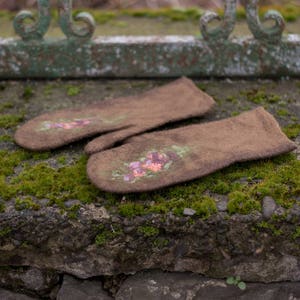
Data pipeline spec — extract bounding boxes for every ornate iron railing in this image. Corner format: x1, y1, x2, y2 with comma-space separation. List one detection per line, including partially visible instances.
0, 0, 299, 78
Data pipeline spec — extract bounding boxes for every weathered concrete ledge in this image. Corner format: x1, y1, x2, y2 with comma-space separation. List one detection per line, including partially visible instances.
0, 35, 300, 78
1, 202, 300, 282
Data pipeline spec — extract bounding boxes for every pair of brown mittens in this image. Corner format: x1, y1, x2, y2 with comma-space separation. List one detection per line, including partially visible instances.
15, 79, 296, 193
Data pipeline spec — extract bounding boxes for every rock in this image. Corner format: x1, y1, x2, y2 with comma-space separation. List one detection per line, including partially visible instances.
183, 208, 196, 216
116, 270, 300, 300
64, 199, 81, 209
0, 287, 37, 300
0, 267, 59, 297
57, 275, 113, 300
1, 204, 300, 282
262, 196, 277, 219
215, 197, 228, 212
210, 254, 300, 282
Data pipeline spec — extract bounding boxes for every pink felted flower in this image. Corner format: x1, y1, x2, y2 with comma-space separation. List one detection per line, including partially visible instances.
133, 168, 146, 177
143, 162, 162, 172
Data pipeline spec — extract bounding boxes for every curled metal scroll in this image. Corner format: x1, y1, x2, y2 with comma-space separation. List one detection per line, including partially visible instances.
200, 0, 237, 42
13, 0, 51, 41
244, 0, 285, 42
58, 0, 95, 40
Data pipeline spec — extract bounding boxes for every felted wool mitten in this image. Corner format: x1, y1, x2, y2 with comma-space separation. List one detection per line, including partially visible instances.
87, 107, 296, 193
14, 77, 215, 152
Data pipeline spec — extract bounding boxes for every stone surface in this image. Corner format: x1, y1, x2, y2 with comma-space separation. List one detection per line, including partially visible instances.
0, 267, 59, 297
1, 204, 300, 282
56, 275, 113, 300
0, 287, 38, 300
262, 196, 277, 219
116, 270, 300, 300
1, 35, 300, 78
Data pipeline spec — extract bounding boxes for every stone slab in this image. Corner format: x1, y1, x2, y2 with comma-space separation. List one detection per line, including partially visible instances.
0, 35, 299, 78
116, 270, 300, 300
56, 275, 113, 300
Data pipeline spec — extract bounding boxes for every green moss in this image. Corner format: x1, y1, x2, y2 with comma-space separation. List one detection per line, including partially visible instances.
257, 221, 283, 236
95, 224, 122, 246
196, 83, 207, 91
210, 180, 231, 194
0, 150, 32, 176
231, 111, 240, 117
227, 191, 261, 215
0, 135, 13, 142
15, 197, 40, 211
276, 109, 289, 117
0, 101, 14, 113
251, 157, 299, 208
217, 4, 300, 22
283, 123, 300, 139
0, 152, 100, 206
138, 226, 159, 237
57, 155, 67, 164
0, 176, 17, 200
22, 86, 34, 100
66, 204, 81, 219
243, 89, 280, 105
66, 85, 82, 96
260, 4, 300, 22
0, 141, 298, 217
121, 7, 203, 22
292, 227, 300, 240
190, 196, 217, 219
0, 227, 11, 238
84, 10, 116, 24
0, 113, 24, 128
118, 202, 145, 218
153, 237, 169, 248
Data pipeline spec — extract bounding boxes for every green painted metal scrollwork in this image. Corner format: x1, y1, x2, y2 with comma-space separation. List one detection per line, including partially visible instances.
58, 0, 96, 40
244, 0, 285, 43
13, 0, 51, 41
199, 0, 237, 42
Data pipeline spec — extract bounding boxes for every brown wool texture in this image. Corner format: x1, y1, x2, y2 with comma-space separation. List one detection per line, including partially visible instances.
87, 107, 297, 193
14, 77, 215, 152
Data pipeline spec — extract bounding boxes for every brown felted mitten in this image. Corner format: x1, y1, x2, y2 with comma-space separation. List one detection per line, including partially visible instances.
14, 77, 215, 152
87, 107, 296, 193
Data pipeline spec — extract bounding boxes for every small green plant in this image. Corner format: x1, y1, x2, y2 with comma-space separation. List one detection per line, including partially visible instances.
292, 227, 300, 240
118, 202, 145, 217
276, 109, 289, 117
23, 86, 34, 99
95, 224, 122, 246
226, 276, 246, 290
0, 101, 14, 113
67, 85, 81, 96
0, 227, 11, 238
138, 226, 159, 237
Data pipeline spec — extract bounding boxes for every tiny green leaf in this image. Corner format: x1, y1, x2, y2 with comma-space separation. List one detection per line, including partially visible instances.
226, 277, 235, 285
235, 275, 241, 281
238, 281, 246, 290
